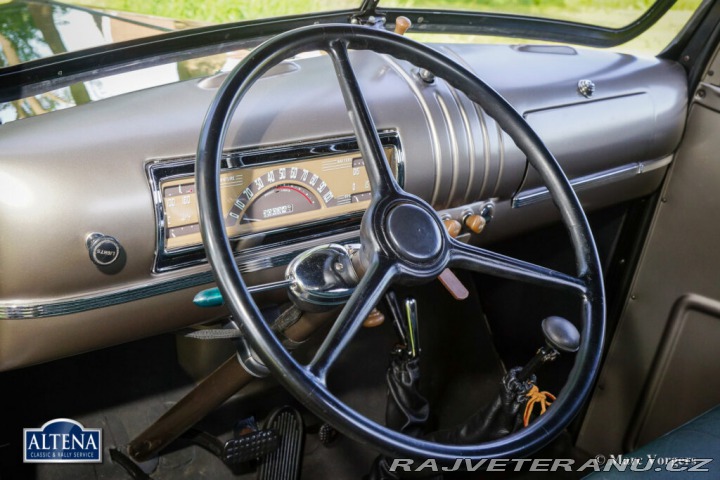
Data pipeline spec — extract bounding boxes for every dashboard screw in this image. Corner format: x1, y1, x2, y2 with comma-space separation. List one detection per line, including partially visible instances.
697, 89, 706, 98
417, 68, 435, 83
577, 79, 595, 98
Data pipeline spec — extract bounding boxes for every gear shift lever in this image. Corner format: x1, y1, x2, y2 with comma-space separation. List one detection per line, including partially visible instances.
517, 316, 580, 382
421, 316, 581, 445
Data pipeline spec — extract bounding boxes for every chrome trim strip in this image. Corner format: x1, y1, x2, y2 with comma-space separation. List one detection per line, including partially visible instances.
382, 56, 441, 207
511, 155, 673, 209
0, 233, 360, 320
435, 46, 484, 205
0, 274, 214, 320
247, 279, 293, 293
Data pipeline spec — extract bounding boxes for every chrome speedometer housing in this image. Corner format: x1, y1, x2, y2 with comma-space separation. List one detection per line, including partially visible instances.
147, 133, 402, 272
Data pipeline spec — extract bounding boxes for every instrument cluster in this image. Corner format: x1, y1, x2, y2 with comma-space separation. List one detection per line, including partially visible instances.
148, 136, 400, 271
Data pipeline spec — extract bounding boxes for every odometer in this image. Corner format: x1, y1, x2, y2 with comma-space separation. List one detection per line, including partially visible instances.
238, 184, 321, 223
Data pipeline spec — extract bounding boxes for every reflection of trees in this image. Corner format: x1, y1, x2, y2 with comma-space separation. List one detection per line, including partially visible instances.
0, 31, 45, 118
177, 54, 227, 81
0, 3, 44, 66
28, 3, 91, 105
0, 2, 89, 121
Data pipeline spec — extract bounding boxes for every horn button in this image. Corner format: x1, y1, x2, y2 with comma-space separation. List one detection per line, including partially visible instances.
384, 203, 443, 263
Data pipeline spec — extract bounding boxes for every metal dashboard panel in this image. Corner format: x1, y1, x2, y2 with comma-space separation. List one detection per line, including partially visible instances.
445, 43, 687, 187
523, 93, 655, 189
0, 42, 688, 369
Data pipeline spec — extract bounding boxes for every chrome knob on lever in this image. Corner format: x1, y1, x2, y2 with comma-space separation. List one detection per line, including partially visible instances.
386, 291, 421, 358
517, 316, 580, 382
285, 243, 361, 312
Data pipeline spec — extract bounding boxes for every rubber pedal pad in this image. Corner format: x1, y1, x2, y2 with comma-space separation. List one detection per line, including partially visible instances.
223, 429, 280, 465
257, 406, 305, 480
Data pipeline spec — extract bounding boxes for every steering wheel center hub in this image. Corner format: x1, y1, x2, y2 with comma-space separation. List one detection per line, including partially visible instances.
385, 203, 443, 263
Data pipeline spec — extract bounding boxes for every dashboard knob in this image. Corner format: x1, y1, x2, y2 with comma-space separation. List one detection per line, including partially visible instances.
443, 219, 461, 238
464, 214, 486, 234
363, 308, 385, 328
542, 316, 581, 353
86, 233, 121, 267
393, 16, 412, 35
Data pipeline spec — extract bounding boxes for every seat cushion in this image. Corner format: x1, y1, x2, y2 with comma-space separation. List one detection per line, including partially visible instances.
585, 405, 720, 478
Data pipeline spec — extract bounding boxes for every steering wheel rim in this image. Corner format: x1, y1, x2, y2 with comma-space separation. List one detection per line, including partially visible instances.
196, 24, 605, 461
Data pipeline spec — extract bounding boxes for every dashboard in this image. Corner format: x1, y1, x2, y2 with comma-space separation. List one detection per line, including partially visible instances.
0, 43, 687, 370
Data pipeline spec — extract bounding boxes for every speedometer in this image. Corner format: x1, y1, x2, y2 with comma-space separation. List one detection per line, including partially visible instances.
226, 165, 335, 225
238, 184, 321, 223
158, 144, 397, 251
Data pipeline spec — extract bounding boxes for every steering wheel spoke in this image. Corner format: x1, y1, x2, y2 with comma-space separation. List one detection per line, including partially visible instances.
307, 258, 397, 383
327, 39, 400, 200
449, 239, 588, 297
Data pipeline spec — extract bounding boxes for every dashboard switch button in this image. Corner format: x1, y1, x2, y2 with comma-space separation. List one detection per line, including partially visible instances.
87, 233, 121, 266
464, 214, 486, 234
443, 218, 462, 238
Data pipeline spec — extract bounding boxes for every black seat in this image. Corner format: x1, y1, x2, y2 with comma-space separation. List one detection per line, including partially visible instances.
586, 405, 720, 478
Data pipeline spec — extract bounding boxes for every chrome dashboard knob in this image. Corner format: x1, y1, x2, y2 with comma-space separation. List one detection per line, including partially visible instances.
86, 233, 121, 267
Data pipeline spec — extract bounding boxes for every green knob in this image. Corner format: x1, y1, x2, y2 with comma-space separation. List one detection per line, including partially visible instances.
193, 288, 224, 308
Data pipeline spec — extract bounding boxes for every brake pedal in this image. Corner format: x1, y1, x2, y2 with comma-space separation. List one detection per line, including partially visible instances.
257, 406, 304, 480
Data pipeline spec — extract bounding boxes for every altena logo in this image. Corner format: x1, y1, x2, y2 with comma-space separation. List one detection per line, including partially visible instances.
23, 418, 102, 463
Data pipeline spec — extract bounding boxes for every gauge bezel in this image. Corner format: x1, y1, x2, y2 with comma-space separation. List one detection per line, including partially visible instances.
146, 132, 403, 273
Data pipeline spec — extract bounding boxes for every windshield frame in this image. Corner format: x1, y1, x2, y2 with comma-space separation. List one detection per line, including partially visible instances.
378, 1, 681, 47
0, 0, 695, 103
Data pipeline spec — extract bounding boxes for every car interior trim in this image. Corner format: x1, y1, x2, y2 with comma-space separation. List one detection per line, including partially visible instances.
624, 293, 720, 452
0, 232, 360, 320
379, 55, 446, 205
511, 155, 674, 208
4, 0, 720, 474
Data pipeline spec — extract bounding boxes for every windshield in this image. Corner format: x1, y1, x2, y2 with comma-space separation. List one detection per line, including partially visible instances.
0, 1, 178, 67
79, 0, 360, 24
0, 0, 703, 123
0, 0, 703, 66
382, 0, 699, 28
60, 0, 701, 31
382, 0, 703, 55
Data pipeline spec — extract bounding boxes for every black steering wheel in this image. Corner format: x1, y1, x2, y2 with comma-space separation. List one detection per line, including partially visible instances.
196, 24, 605, 461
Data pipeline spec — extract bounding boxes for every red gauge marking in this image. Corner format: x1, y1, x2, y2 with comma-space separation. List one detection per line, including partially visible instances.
275, 185, 314, 204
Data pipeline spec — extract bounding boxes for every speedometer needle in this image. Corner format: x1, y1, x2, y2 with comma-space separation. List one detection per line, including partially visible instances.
275, 185, 314, 204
